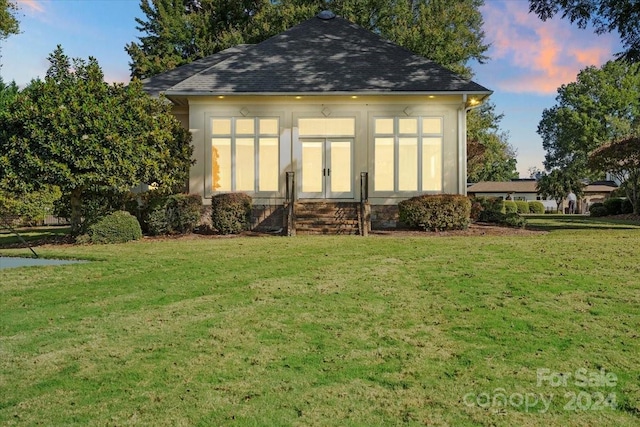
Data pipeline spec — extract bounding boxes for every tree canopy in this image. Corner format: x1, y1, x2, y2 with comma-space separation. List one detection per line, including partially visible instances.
538, 60, 640, 179
127, 0, 489, 79
467, 102, 518, 182
536, 169, 584, 211
589, 136, 640, 214
529, 0, 640, 62
0, 76, 18, 110
0, 46, 193, 234
0, 0, 19, 40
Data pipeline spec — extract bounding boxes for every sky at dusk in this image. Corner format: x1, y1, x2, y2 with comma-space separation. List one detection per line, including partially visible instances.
1, 0, 623, 178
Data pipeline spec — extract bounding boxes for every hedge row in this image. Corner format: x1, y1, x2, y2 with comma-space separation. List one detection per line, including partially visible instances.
470, 196, 527, 228
590, 198, 633, 217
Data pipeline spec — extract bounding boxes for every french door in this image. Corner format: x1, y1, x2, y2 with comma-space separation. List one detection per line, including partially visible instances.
299, 138, 354, 199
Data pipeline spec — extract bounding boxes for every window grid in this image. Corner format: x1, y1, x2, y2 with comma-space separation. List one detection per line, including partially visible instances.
211, 117, 279, 194
373, 116, 443, 193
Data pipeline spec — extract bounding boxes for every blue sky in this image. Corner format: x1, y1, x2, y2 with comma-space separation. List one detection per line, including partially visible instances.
0, 0, 622, 178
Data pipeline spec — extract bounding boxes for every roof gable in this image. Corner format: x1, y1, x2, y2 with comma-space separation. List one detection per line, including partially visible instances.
144, 13, 491, 96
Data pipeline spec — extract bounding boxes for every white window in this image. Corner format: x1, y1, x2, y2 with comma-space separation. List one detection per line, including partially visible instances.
211, 117, 279, 193
373, 116, 443, 192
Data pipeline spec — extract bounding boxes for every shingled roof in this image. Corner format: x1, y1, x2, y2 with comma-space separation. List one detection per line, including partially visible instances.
143, 11, 491, 97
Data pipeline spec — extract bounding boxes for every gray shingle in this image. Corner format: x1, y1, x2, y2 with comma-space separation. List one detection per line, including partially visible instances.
145, 14, 491, 96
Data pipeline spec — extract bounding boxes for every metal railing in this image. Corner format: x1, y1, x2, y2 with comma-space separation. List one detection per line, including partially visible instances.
285, 171, 295, 204
285, 171, 296, 236
359, 172, 370, 236
360, 172, 369, 203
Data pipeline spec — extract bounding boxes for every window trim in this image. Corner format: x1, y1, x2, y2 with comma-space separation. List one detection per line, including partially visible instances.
371, 115, 444, 196
207, 116, 281, 197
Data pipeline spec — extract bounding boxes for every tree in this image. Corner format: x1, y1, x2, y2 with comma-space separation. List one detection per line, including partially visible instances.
466, 102, 518, 182
0, 76, 18, 110
0, 46, 193, 234
536, 169, 584, 211
529, 0, 640, 62
127, 0, 489, 79
589, 136, 640, 214
0, 0, 19, 39
126, 0, 272, 79
538, 60, 640, 179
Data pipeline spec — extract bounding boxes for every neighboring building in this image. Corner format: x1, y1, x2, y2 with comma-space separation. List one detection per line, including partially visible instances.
143, 11, 491, 232
467, 179, 618, 213
467, 180, 541, 202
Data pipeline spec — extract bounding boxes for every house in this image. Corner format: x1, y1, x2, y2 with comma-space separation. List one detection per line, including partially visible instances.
143, 11, 492, 233
467, 179, 618, 213
467, 180, 541, 202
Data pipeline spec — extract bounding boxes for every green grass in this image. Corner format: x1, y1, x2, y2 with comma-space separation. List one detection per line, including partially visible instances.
1, 219, 639, 426
0, 226, 71, 246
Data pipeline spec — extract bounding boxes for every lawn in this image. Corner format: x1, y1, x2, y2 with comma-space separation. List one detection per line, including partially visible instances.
1, 218, 639, 426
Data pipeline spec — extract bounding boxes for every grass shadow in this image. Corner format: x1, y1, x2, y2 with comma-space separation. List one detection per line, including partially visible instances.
525, 215, 640, 231
0, 226, 73, 249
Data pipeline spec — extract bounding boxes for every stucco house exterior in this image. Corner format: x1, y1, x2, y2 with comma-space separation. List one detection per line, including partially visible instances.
143, 11, 491, 233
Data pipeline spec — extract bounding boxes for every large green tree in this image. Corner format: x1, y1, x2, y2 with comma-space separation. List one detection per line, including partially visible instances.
529, 0, 640, 62
589, 136, 640, 214
0, 0, 19, 39
0, 76, 18, 110
0, 46, 193, 234
538, 60, 640, 179
127, 0, 489, 79
466, 102, 518, 182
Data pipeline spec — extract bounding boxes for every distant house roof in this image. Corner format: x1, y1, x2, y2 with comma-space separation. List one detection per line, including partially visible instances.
467, 180, 538, 194
142, 12, 492, 98
467, 180, 617, 195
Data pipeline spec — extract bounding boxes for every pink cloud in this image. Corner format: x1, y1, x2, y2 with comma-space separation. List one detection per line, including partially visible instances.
17, 0, 45, 13
482, 1, 617, 95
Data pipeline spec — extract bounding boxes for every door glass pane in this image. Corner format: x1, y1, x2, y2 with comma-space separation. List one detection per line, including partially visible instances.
374, 118, 394, 134
399, 118, 417, 134
330, 140, 351, 193
374, 137, 394, 191
212, 138, 231, 191
422, 137, 442, 191
236, 138, 254, 191
259, 138, 279, 191
302, 141, 323, 193
398, 137, 417, 191
423, 117, 442, 134
236, 118, 254, 134
212, 119, 231, 135
259, 118, 278, 135
299, 118, 355, 136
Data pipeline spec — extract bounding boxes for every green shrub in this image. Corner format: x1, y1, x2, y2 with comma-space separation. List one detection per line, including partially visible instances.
147, 194, 202, 235
503, 212, 527, 228
528, 201, 545, 214
469, 197, 503, 222
621, 199, 633, 214
55, 187, 127, 233
123, 190, 167, 234
81, 211, 142, 244
590, 206, 609, 217
515, 200, 529, 214
604, 198, 624, 215
398, 194, 471, 231
503, 200, 518, 214
211, 193, 252, 234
